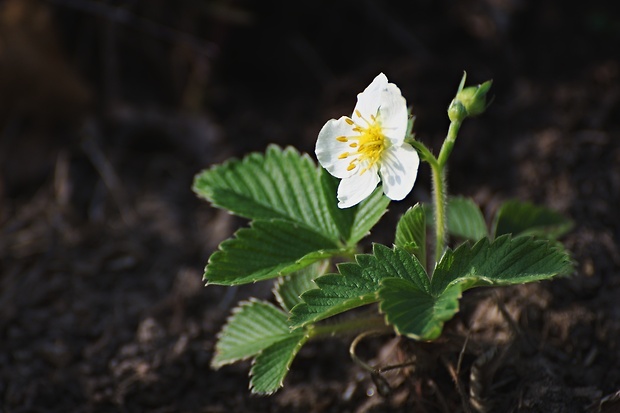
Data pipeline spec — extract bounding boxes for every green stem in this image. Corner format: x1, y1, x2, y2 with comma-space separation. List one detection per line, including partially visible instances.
437, 120, 462, 169
431, 120, 462, 266
431, 162, 447, 265
308, 314, 390, 339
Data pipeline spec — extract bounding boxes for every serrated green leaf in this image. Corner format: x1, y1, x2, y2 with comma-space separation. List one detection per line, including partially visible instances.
379, 279, 461, 340
364, 245, 459, 340
376, 235, 572, 341
250, 332, 308, 394
289, 265, 379, 329
290, 244, 429, 328
372, 244, 431, 292
212, 300, 296, 368
431, 235, 574, 296
206, 219, 342, 285
493, 199, 573, 240
193, 145, 341, 240
395, 204, 427, 268
273, 260, 329, 312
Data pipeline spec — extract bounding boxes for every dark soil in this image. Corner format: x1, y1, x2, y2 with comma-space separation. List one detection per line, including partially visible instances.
2, 1, 620, 412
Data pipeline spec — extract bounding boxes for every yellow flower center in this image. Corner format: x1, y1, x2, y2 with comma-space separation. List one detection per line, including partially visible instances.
338, 110, 387, 174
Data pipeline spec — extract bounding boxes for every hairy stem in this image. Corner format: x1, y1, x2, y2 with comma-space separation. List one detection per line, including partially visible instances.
437, 120, 462, 169
431, 163, 447, 265
431, 120, 462, 267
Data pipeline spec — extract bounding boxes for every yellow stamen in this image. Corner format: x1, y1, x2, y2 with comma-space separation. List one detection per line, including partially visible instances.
336, 136, 348, 142
342, 113, 386, 174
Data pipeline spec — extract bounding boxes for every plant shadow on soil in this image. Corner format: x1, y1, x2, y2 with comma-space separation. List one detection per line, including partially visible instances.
1, 1, 620, 412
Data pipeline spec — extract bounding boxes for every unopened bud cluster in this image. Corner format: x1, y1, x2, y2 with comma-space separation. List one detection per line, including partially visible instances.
448, 80, 493, 122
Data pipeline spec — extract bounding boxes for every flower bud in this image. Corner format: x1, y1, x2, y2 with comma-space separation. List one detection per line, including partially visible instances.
448, 79, 493, 122
447, 100, 467, 123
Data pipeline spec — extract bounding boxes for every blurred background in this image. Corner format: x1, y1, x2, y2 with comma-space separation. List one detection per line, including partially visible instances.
1, 0, 619, 412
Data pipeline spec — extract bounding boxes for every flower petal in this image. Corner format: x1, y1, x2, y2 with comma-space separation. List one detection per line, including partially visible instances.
379, 143, 419, 201
377, 84, 408, 146
353, 73, 388, 118
315, 117, 357, 179
337, 165, 380, 208
354, 73, 408, 146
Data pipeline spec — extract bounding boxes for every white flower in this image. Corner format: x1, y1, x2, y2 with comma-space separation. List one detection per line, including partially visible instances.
315, 73, 420, 208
